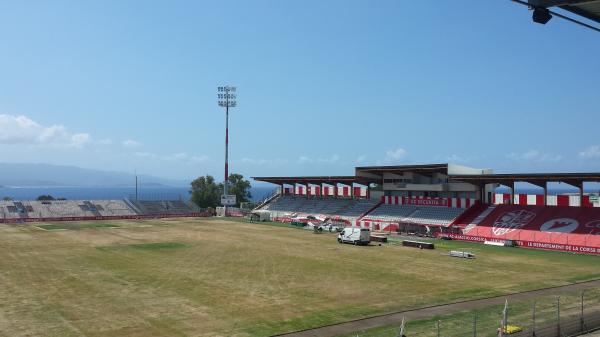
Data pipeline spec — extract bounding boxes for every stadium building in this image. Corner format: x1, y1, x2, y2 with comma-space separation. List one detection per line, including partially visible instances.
253, 163, 600, 255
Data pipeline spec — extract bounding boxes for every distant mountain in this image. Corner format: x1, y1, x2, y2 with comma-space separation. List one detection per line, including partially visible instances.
0, 163, 189, 187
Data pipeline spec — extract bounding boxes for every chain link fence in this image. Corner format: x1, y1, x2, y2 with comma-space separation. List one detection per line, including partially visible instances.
348, 288, 600, 337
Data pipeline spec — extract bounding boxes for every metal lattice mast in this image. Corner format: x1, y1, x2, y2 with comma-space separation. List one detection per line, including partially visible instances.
218, 86, 237, 200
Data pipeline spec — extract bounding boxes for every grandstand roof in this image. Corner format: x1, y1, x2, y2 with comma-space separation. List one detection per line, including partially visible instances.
252, 175, 375, 185
356, 164, 448, 176
355, 163, 449, 175
254, 164, 600, 188
451, 172, 600, 186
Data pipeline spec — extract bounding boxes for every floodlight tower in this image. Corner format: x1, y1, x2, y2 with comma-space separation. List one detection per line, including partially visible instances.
218, 86, 237, 203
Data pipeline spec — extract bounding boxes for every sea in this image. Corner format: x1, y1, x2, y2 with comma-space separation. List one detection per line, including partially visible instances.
0, 186, 277, 202
0, 186, 596, 202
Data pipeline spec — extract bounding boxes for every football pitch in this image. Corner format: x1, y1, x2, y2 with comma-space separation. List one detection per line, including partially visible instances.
0, 218, 598, 337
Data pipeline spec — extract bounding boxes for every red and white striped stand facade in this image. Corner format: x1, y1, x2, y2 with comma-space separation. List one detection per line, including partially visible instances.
283, 183, 369, 198
493, 193, 599, 207
322, 184, 334, 196
307, 184, 321, 196
353, 186, 369, 198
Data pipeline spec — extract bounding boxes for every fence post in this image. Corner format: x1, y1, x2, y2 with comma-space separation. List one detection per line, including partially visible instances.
532, 300, 536, 337
473, 312, 477, 337
580, 290, 585, 333
557, 296, 561, 337
437, 320, 440, 337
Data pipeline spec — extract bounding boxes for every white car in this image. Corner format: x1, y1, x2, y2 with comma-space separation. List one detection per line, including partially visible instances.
337, 227, 371, 245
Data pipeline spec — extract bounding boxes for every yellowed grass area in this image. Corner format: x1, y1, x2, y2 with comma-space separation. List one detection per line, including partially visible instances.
0, 218, 597, 337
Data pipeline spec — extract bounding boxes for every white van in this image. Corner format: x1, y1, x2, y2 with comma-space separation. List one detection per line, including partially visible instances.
337, 227, 370, 245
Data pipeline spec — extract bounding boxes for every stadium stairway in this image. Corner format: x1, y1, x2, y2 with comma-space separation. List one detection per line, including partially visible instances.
83, 201, 103, 217
254, 193, 280, 210
13, 202, 29, 219
356, 201, 383, 220
0, 201, 24, 220
124, 198, 146, 215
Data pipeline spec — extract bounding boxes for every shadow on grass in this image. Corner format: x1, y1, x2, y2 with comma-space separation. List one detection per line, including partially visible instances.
38, 223, 120, 231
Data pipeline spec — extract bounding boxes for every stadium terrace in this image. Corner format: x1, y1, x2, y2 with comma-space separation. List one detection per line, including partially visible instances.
0, 199, 209, 223
253, 163, 600, 255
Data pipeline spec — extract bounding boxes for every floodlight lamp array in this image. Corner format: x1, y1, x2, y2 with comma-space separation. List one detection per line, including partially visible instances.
218, 100, 237, 107
217, 86, 237, 107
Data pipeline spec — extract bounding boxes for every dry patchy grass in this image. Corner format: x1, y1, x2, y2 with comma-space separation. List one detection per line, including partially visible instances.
0, 218, 598, 337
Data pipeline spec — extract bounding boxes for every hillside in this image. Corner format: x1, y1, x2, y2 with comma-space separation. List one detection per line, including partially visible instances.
0, 163, 188, 187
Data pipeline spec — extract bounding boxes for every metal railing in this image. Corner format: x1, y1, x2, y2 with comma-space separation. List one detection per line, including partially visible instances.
350, 289, 600, 337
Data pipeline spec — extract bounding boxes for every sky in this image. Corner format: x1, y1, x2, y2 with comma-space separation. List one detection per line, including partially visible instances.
0, 0, 599, 182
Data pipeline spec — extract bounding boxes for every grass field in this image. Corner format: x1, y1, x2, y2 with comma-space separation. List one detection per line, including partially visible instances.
0, 218, 599, 337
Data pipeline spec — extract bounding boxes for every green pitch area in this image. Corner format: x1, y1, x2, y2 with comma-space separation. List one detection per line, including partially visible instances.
37, 222, 120, 230
0, 218, 598, 337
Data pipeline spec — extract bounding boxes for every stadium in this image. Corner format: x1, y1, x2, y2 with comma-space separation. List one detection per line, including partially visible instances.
2, 162, 598, 255
253, 163, 600, 255
2, 171, 600, 337
2, 1, 600, 337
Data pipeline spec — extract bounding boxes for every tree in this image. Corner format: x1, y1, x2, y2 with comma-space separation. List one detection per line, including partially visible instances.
190, 173, 252, 208
36, 195, 55, 201
221, 173, 252, 207
2, 197, 12, 201
190, 175, 221, 208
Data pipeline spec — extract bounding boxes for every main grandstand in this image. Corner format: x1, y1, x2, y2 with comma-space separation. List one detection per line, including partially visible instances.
0, 198, 206, 222
253, 163, 600, 254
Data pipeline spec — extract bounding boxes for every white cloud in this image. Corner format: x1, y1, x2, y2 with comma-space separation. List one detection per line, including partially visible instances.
318, 154, 340, 164
434, 153, 468, 163
298, 156, 313, 164
241, 157, 287, 166
297, 154, 341, 165
374, 148, 410, 165
242, 157, 268, 165
190, 155, 209, 163
385, 148, 408, 161
70, 133, 91, 148
165, 152, 187, 160
122, 139, 142, 148
506, 150, 562, 163
0, 114, 91, 148
134, 151, 209, 164
579, 145, 600, 159
356, 155, 367, 164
